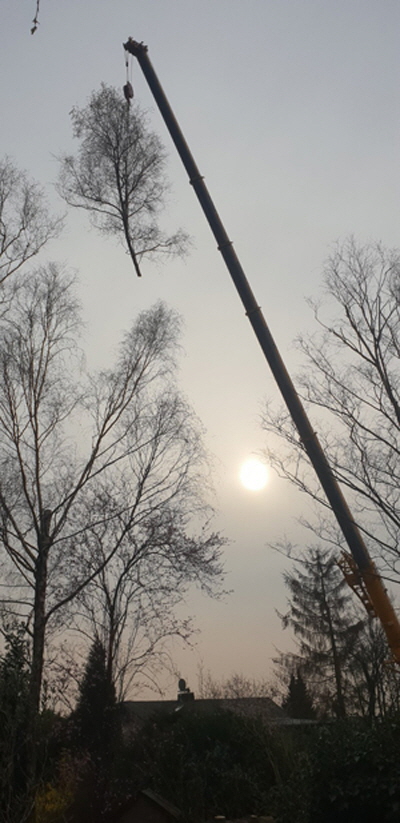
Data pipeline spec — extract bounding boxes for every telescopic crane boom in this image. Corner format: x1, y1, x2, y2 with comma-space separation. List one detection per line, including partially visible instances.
124, 37, 400, 663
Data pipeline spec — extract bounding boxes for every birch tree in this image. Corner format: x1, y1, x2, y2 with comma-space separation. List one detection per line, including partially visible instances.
0, 156, 61, 287
57, 84, 188, 277
0, 267, 223, 748
262, 239, 400, 578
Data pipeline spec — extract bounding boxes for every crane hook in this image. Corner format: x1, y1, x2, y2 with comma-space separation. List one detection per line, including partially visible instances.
123, 81, 134, 106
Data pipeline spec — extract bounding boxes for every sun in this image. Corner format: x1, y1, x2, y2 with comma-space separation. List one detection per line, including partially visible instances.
239, 458, 269, 491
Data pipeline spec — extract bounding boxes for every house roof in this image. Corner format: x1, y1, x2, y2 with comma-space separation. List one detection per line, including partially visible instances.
122, 695, 286, 726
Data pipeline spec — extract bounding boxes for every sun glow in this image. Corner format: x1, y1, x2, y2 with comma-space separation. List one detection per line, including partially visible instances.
239, 458, 269, 491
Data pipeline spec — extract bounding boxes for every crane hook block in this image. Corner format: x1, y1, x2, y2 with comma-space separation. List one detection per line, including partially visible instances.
123, 38, 148, 58
123, 81, 134, 105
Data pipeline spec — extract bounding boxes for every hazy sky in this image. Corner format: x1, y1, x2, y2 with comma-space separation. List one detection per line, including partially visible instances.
1, 1, 399, 697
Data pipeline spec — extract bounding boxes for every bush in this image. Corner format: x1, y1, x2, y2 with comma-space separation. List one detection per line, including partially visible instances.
271, 717, 400, 823
132, 707, 279, 821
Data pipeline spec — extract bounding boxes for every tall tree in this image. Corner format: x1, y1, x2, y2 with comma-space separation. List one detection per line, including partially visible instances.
0, 267, 223, 754
57, 84, 188, 277
262, 238, 400, 580
277, 549, 364, 717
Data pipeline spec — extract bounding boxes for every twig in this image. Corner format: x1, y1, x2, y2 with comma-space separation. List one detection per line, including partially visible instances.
31, 0, 40, 34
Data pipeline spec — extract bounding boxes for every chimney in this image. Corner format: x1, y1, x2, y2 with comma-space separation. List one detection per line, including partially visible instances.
177, 677, 194, 704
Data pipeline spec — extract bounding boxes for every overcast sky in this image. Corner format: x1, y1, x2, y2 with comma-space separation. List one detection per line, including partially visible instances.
1, 1, 399, 697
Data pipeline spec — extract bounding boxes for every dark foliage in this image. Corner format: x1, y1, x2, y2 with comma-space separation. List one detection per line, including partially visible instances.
310, 720, 400, 823
0, 624, 30, 820
277, 548, 365, 718
131, 707, 278, 822
271, 717, 400, 823
282, 671, 316, 719
73, 639, 118, 758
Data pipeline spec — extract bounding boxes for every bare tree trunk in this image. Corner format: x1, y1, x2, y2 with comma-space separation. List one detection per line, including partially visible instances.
319, 562, 346, 718
106, 601, 116, 687
27, 510, 52, 782
122, 209, 142, 277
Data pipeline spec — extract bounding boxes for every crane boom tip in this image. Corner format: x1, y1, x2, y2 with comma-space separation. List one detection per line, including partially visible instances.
123, 38, 148, 57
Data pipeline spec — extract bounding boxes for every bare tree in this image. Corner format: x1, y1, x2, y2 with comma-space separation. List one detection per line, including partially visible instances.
346, 618, 400, 718
67, 420, 224, 699
0, 157, 61, 287
262, 238, 400, 578
57, 84, 188, 277
0, 267, 223, 747
197, 668, 276, 700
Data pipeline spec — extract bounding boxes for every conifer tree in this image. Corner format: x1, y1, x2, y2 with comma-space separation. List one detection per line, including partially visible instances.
74, 639, 117, 757
278, 549, 364, 717
282, 670, 316, 719
0, 623, 30, 817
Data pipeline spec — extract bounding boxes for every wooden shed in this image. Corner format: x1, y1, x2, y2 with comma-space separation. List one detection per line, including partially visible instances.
113, 789, 181, 823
